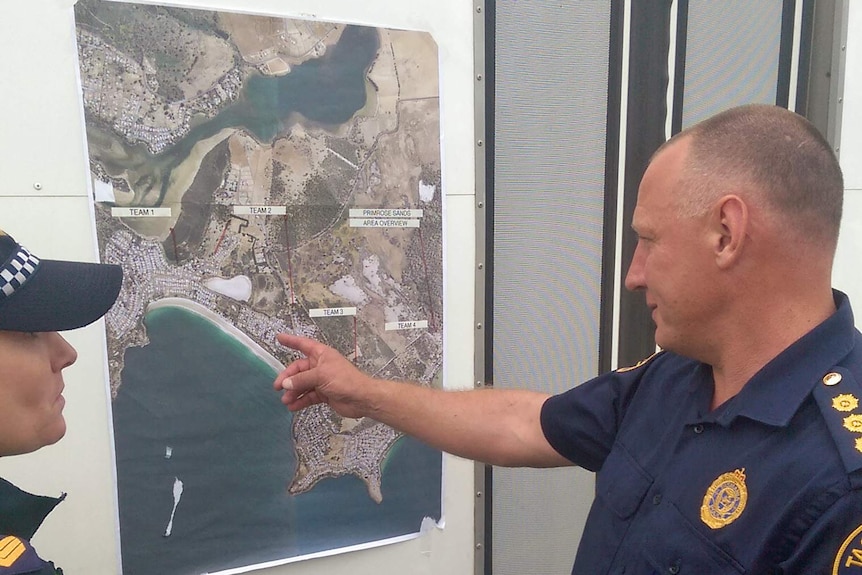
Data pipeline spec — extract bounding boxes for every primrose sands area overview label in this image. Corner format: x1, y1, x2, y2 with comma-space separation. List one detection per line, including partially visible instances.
348, 208, 423, 228
74, 2, 443, 573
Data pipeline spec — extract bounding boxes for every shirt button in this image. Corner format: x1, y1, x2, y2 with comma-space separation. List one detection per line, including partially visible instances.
668, 565, 680, 574
652, 493, 662, 505
693, 424, 704, 434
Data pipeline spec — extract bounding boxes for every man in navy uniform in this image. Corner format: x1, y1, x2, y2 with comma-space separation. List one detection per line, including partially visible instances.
0, 230, 122, 574
274, 104, 862, 574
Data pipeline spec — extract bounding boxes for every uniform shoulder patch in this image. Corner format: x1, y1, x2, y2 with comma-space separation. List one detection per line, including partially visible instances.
834, 523, 862, 573
0, 535, 49, 573
615, 351, 662, 373
812, 368, 862, 474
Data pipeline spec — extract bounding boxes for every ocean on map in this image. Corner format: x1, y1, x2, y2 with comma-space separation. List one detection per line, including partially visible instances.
113, 306, 442, 575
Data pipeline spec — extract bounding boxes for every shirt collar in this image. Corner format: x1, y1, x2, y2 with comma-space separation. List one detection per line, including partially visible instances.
0, 477, 64, 540
704, 290, 857, 427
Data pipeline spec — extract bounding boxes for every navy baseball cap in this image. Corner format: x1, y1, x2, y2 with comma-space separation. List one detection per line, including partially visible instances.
0, 229, 122, 332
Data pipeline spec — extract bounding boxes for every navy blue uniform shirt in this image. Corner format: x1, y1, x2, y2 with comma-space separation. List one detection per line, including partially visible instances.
542, 291, 862, 574
0, 479, 63, 575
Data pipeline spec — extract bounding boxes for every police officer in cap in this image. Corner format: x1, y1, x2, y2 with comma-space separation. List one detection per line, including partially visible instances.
0, 229, 122, 574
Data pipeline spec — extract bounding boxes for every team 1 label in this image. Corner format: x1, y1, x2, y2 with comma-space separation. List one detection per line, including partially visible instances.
349, 219, 420, 228
111, 207, 172, 217
233, 206, 287, 216
348, 208, 423, 218
309, 307, 358, 318
385, 320, 429, 331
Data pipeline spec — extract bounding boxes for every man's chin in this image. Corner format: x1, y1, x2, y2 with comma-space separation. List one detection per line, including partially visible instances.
653, 330, 675, 354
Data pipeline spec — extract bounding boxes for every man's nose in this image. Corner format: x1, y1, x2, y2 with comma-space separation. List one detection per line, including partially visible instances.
624, 243, 645, 292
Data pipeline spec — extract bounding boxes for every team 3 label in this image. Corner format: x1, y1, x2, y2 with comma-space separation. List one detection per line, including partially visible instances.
309, 307, 358, 318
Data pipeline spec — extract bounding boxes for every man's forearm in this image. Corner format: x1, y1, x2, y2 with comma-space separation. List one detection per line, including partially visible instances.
362, 379, 571, 468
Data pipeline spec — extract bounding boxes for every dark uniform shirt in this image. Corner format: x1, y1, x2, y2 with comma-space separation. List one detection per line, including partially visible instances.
0, 479, 63, 575
541, 291, 862, 575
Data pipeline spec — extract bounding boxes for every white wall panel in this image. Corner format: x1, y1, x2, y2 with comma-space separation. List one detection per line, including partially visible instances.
840, 0, 862, 189
835, 0, 862, 321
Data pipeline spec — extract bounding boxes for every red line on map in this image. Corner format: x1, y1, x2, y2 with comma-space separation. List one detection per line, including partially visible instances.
213, 220, 230, 255
417, 226, 437, 332
283, 214, 296, 305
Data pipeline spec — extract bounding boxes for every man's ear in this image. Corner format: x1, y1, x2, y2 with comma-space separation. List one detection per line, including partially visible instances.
711, 194, 749, 269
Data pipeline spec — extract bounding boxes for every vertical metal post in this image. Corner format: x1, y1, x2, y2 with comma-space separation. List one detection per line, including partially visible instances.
829, 0, 849, 156
473, 0, 490, 573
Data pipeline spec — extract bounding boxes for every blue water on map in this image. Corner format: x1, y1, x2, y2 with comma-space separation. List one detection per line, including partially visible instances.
169, 24, 377, 158
149, 23, 377, 206
113, 306, 442, 575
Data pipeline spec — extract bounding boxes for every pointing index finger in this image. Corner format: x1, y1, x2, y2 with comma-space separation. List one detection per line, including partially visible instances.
276, 333, 326, 358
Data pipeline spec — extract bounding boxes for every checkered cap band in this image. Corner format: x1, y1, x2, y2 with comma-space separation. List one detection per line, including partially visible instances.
0, 245, 40, 300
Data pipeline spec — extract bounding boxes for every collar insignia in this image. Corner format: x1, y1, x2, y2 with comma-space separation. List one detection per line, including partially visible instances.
700, 469, 748, 529
844, 415, 862, 433
833, 523, 862, 573
834, 394, 860, 413
616, 352, 660, 373
0, 536, 26, 568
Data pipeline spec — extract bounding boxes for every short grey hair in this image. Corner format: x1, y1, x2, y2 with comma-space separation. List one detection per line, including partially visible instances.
661, 104, 843, 248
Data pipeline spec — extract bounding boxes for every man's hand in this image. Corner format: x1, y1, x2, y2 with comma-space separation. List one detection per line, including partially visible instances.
274, 333, 566, 468
274, 333, 374, 419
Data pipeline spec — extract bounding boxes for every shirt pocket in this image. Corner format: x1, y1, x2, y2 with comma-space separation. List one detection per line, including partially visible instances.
596, 443, 653, 519
643, 501, 745, 574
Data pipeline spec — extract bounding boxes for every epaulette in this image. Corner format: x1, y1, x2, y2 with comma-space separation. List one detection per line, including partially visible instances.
615, 350, 664, 373
0, 534, 54, 574
812, 367, 862, 476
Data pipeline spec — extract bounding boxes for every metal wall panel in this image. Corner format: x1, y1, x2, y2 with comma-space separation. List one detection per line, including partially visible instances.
491, 3, 611, 573
682, 0, 784, 128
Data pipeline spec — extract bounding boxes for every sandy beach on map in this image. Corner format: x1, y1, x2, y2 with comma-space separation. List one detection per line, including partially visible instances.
147, 297, 284, 372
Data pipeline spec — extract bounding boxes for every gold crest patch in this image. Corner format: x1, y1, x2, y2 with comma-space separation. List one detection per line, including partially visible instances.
844, 415, 862, 433
0, 536, 26, 568
834, 394, 860, 412
700, 469, 748, 529
833, 524, 862, 574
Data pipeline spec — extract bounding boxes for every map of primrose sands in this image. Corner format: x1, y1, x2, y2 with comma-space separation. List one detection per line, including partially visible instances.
75, 1, 443, 572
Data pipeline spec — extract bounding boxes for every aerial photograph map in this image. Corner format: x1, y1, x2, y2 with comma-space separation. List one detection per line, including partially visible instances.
73, 1, 443, 573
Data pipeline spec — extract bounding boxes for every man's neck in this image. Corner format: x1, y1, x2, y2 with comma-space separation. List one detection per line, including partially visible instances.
708, 289, 836, 410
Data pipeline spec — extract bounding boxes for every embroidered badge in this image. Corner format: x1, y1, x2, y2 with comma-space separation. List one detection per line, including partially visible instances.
834, 394, 860, 413
700, 469, 748, 529
0, 536, 26, 568
844, 415, 862, 433
616, 352, 659, 373
856, 437, 862, 455
833, 523, 862, 573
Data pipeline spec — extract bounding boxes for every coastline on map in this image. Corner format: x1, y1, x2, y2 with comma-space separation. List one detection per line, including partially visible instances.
381, 435, 406, 473
147, 297, 284, 373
